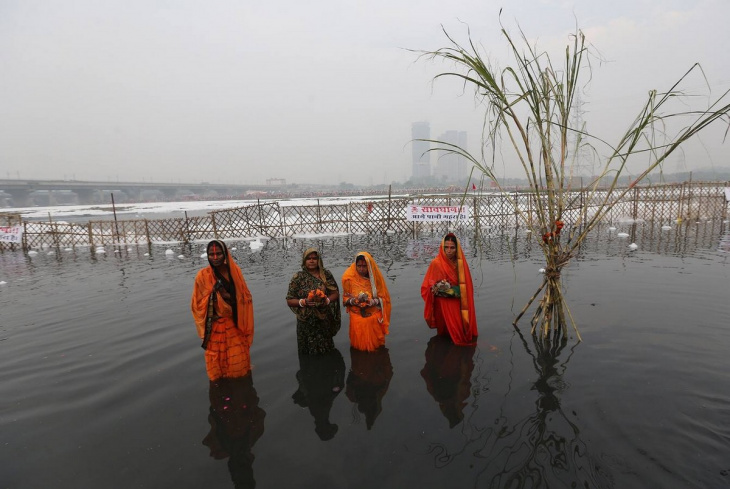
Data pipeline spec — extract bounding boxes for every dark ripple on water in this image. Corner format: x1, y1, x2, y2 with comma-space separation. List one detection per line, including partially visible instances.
1, 230, 729, 489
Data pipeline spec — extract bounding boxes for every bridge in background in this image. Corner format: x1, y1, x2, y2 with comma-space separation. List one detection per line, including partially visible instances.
0, 179, 290, 206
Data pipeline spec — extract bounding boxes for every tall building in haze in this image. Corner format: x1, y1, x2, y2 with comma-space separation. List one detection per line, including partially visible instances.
411, 122, 431, 181
433, 130, 468, 183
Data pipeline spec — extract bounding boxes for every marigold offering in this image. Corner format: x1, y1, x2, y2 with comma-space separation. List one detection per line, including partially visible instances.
307, 289, 327, 303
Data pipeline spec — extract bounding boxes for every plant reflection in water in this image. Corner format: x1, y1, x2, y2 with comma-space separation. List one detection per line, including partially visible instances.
472, 331, 608, 488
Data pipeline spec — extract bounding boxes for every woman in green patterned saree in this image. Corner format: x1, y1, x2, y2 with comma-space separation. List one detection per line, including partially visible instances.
286, 248, 341, 354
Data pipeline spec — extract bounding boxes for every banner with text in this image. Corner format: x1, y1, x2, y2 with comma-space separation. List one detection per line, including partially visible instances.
0, 226, 23, 244
406, 205, 469, 222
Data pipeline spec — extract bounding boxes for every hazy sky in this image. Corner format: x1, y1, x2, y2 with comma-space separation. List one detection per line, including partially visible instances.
2, 0, 729, 185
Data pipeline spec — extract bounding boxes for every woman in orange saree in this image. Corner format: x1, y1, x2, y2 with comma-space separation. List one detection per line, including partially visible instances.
421, 233, 478, 345
191, 240, 255, 380
341, 252, 392, 351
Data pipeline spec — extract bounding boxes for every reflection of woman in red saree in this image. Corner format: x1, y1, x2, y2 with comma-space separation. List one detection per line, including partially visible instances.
421, 233, 478, 346
420, 334, 476, 428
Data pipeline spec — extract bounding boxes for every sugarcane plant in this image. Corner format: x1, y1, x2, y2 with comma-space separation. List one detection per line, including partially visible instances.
418, 20, 730, 341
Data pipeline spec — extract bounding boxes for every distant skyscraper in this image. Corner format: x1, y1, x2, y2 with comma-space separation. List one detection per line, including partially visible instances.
433, 130, 468, 183
411, 122, 431, 180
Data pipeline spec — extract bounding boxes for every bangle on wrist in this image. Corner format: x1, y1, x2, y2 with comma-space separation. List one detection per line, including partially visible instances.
299, 299, 305, 307
326, 297, 330, 305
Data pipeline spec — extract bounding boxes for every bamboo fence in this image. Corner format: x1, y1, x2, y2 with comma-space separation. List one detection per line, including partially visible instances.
3, 181, 728, 252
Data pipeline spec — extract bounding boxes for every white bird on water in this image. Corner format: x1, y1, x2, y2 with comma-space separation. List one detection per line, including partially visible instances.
250, 238, 264, 251
165, 249, 175, 255
629, 243, 638, 250
617, 232, 629, 238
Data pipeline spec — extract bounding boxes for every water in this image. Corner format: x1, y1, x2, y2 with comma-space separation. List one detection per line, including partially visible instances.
1, 228, 729, 489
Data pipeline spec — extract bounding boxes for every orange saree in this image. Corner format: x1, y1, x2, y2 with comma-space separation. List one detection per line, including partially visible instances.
192, 243, 254, 380
342, 252, 392, 352
420, 234, 478, 346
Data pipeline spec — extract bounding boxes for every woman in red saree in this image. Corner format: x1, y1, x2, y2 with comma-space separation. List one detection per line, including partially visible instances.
341, 252, 391, 351
421, 233, 478, 345
191, 240, 255, 380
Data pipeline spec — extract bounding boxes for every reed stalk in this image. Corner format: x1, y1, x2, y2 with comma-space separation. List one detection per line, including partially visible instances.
418, 18, 730, 340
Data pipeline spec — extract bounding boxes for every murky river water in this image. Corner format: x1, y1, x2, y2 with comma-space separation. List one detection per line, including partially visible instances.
1, 224, 729, 488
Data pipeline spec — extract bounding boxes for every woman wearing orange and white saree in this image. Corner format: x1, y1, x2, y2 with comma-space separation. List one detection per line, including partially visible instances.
341, 252, 392, 352
421, 233, 478, 346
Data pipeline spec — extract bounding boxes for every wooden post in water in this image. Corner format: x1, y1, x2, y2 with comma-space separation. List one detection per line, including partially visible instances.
347, 202, 351, 235
257, 199, 264, 236
678, 183, 685, 222
87, 222, 93, 248
317, 199, 321, 233
387, 185, 392, 233
279, 204, 286, 237
473, 196, 479, 238
48, 212, 61, 250
22, 221, 28, 251
211, 213, 218, 239
632, 187, 639, 221
687, 172, 694, 221
184, 211, 190, 244
111, 193, 121, 245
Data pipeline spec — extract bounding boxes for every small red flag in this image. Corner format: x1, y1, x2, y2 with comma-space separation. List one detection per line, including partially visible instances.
472, 183, 476, 190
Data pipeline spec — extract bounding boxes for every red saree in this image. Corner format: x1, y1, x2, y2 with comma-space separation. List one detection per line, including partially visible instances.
420, 234, 478, 345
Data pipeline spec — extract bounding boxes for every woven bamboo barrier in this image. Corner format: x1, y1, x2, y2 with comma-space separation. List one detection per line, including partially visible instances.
5, 181, 728, 251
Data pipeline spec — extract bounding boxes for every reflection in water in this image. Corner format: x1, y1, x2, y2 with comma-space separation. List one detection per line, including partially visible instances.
346, 346, 393, 430
474, 333, 608, 488
420, 335, 477, 428
292, 348, 345, 441
203, 375, 266, 489
719, 230, 730, 253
